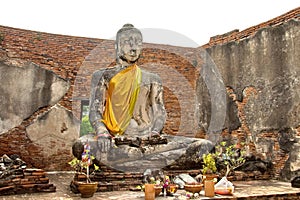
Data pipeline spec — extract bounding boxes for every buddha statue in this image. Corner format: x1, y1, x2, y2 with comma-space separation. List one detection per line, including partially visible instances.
74, 24, 213, 172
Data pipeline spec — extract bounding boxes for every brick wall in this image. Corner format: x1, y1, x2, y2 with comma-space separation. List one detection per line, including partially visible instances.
202, 7, 300, 48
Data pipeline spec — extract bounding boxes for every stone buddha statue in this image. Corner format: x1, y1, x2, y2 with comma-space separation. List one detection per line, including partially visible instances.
74, 24, 213, 172
89, 24, 166, 148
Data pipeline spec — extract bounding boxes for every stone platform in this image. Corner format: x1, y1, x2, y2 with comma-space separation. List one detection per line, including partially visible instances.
88, 169, 201, 192
73, 168, 272, 192
0, 168, 56, 195
0, 172, 299, 199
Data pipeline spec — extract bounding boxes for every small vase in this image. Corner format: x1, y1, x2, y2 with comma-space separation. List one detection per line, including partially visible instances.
145, 184, 155, 200
204, 180, 215, 197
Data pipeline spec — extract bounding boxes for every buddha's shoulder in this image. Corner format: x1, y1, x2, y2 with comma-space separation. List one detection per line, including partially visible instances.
92, 66, 120, 77
141, 69, 162, 85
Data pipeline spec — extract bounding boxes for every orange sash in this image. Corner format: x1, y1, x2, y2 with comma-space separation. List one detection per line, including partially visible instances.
102, 64, 142, 136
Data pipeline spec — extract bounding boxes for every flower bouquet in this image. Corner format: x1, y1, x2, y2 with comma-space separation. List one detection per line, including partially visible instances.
69, 141, 99, 198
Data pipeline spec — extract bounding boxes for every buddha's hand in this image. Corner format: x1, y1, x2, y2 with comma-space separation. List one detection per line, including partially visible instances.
96, 127, 112, 152
150, 130, 160, 137
96, 134, 112, 153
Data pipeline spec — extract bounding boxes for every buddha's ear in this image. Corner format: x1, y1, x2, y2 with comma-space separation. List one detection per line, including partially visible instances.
115, 41, 119, 62
115, 38, 124, 64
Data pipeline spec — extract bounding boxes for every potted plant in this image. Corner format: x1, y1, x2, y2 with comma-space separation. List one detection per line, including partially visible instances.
202, 152, 218, 197
213, 141, 246, 195
68, 141, 100, 198
202, 153, 218, 180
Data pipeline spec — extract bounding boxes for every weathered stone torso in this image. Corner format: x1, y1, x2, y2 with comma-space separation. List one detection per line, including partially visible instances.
89, 65, 166, 137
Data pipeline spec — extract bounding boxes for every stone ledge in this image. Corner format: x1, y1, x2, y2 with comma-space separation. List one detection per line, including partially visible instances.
70, 169, 272, 192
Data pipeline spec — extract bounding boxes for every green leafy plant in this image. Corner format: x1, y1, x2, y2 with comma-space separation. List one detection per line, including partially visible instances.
215, 141, 246, 177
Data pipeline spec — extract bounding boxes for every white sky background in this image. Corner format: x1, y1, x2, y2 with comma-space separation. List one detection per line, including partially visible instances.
0, 0, 299, 47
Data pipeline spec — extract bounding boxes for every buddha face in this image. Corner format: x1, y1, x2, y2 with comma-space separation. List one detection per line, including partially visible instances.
117, 29, 143, 64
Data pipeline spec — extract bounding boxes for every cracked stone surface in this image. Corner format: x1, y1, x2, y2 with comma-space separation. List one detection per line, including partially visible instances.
0, 60, 69, 134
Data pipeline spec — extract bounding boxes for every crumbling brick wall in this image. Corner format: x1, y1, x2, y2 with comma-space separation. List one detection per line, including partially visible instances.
201, 7, 300, 180
203, 7, 300, 48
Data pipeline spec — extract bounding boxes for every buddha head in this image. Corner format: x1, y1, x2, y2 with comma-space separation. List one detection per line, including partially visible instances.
115, 24, 143, 65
